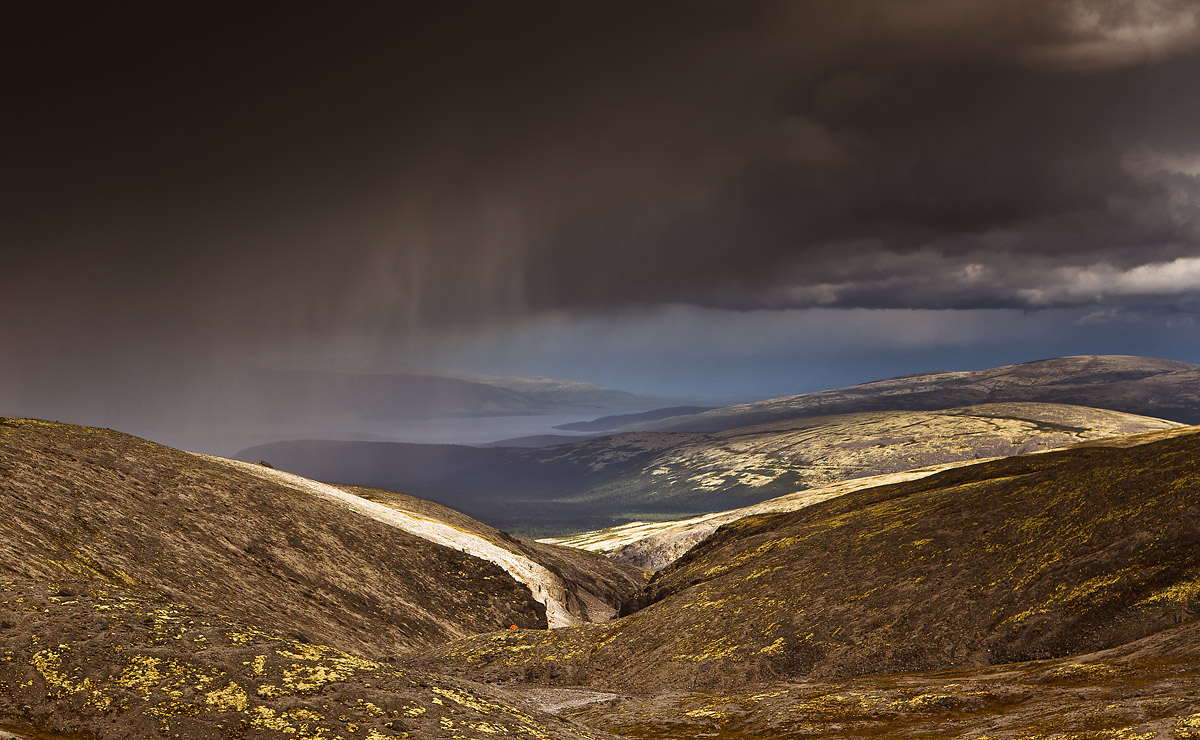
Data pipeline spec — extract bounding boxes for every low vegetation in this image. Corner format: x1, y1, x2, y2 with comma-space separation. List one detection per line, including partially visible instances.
0, 580, 613, 740
4, 407, 1200, 739
421, 428, 1200, 696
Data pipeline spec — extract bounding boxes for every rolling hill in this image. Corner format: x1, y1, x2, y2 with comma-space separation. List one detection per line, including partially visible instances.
548, 425, 1200, 570
632, 354, 1200, 433
0, 417, 648, 740
0, 418, 642, 652
239, 402, 1180, 535
418, 426, 1200, 736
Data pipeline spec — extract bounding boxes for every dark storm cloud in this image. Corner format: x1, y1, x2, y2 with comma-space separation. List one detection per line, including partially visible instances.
522, 0, 1200, 316
4, 0, 1200, 344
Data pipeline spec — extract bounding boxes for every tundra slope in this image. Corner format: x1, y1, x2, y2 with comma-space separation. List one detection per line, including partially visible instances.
0, 417, 642, 739
549, 425, 1200, 571
423, 427, 1200, 696
240, 401, 1180, 535
341, 485, 646, 623
556, 617, 1200, 739
208, 457, 583, 628
541, 461, 984, 570
0, 581, 617, 740
5, 419, 1200, 740
207, 456, 639, 626
0, 418, 641, 658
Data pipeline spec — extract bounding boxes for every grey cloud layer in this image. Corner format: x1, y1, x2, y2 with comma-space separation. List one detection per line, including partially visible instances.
5, 0, 1200, 342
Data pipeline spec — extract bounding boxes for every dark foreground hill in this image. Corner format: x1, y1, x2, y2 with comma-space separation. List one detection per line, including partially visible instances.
0, 418, 641, 657
422, 427, 1200, 698
0, 417, 646, 739
0, 580, 617, 740
554, 617, 1200, 739
637, 354, 1200, 432
239, 402, 1179, 535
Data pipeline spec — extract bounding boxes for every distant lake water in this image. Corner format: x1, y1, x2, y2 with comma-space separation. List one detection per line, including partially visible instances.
326, 414, 599, 445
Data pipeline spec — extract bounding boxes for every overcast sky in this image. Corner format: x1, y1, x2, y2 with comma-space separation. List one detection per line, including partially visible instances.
4, 1, 1200, 447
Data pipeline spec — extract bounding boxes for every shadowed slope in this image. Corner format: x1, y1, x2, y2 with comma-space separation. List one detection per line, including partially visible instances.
542, 462, 981, 570
422, 428, 1200, 693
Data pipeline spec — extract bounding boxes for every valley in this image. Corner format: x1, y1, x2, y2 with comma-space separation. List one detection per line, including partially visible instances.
3, 356, 1200, 740
14, 4, 1200, 738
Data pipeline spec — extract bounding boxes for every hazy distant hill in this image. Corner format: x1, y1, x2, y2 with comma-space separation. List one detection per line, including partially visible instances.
553, 406, 715, 432
163, 369, 690, 455
635, 355, 1200, 432
239, 402, 1179, 535
244, 369, 676, 420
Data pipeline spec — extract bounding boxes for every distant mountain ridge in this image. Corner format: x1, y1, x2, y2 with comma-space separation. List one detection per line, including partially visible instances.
634, 355, 1200, 432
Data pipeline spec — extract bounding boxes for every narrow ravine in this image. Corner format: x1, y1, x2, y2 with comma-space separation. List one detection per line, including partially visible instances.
196, 454, 581, 628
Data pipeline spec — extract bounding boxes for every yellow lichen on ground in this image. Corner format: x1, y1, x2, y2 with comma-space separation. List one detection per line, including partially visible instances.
247, 654, 267, 675
115, 655, 168, 699
280, 650, 382, 693
247, 705, 294, 732
30, 645, 111, 711
1138, 573, 1200, 608
227, 626, 276, 645
431, 686, 506, 714
672, 634, 744, 662
1051, 663, 1121, 680
204, 681, 249, 712
1177, 712, 1200, 739
757, 637, 786, 655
